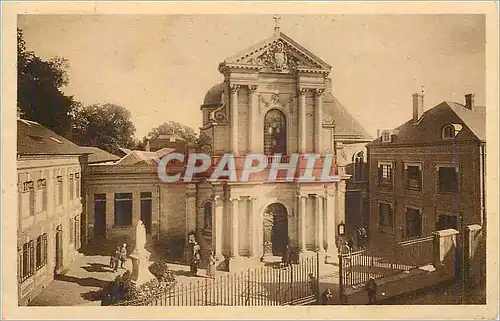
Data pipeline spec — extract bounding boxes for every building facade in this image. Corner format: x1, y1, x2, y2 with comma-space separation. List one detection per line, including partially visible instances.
17, 118, 87, 305
367, 93, 486, 242
84, 26, 372, 271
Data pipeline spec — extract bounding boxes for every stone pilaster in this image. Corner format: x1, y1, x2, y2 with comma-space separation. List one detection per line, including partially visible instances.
326, 186, 338, 263
315, 89, 324, 154
336, 180, 346, 238
316, 195, 325, 252
230, 196, 240, 257
298, 88, 307, 154
248, 85, 259, 153
298, 194, 307, 252
185, 184, 197, 244
212, 187, 225, 263
132, 191, 141, 225
230, 84, 240, 155
105, 192, 114, 232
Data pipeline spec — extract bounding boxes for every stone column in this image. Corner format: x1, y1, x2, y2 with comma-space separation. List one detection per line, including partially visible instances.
315, 89, 324, 154
316, 195, 325, 252
185, 184, 197, 245
105, 192, 114, 232
132, 191, 141, 225
326, 186, 338, 262
249, 197, 259, 257
231, 197, 240, 257
230, 84, 240, 155
298, 195, 307, 252
298, 88, 307, 154
213, 193, 224, 261
248, 85, 258, 153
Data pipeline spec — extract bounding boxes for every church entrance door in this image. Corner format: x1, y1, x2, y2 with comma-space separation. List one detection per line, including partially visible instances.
263, 203, 288, 256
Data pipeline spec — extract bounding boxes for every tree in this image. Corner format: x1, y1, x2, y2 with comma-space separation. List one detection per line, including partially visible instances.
138, 121, 198, 149
71, 103, 136, 155
17, 28, 77, 137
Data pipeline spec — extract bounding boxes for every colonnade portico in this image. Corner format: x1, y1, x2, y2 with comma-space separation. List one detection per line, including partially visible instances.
209, 182, 346, 269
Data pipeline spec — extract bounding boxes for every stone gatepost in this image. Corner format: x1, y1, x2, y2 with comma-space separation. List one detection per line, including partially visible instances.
432, 228, 459, 280
465, 224, 483, 284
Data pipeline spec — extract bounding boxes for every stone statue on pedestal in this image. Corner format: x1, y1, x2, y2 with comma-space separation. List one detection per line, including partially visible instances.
129, 220, 155, 286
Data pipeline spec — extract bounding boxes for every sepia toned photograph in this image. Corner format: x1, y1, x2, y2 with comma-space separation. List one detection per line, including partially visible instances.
2, 1, 498, 319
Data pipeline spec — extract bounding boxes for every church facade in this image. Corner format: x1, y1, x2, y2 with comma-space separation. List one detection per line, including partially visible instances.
84, 26, 372, 270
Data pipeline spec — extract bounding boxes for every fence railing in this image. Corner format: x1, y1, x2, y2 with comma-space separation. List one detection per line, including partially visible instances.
339, 234, 434, 292
114, 256, 319, 306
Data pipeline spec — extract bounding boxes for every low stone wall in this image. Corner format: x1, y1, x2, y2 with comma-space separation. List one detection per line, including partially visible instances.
342, 228, 460, 305
342, 264, 453, 304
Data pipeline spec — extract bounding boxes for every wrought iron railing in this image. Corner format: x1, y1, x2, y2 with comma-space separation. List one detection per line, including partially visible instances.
114, 256, 319, 306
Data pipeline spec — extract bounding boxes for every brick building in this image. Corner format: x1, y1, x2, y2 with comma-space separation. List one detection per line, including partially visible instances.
367, 93, 486, 242
17, 118, 88, 305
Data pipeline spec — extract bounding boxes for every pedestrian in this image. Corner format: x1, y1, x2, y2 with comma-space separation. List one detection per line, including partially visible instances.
190, 241, 201, 276
113, 246, 120, 272
119, 243, 128, 269
207, 251, 217, 279
308, 273, 318, 301
282, 244, 291, 267
321, 288, 333, 305
365, 276, 377, 304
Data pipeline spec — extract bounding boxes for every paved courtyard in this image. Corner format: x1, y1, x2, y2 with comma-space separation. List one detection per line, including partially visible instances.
28, 240, 341, 306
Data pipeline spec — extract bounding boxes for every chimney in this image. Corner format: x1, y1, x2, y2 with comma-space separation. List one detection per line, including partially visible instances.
412, 92, 424, 123
465, 93, 475, 110
145, 140, 150, 152
376, 129, 380, 137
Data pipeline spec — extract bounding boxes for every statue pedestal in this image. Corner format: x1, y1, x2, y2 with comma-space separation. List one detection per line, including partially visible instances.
129, 249, 155, 286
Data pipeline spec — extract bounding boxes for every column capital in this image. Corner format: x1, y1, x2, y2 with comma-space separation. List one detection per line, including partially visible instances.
230, 84, 241, 93
296, 193, 308, 199
315, 88, 325, 96
298, 87, 309, 96
248, 84, 258, 92
229, 196, 240, 202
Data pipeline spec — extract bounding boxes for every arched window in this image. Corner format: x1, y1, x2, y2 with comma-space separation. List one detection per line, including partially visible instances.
203, 201, 212, 235
354, 151, 364, 181
442, 124, 455, 139
264, 109, 287, 155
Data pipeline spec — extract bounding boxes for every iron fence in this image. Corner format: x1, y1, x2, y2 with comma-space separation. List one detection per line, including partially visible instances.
114, 256, 319, 306
339, 234, 434, 298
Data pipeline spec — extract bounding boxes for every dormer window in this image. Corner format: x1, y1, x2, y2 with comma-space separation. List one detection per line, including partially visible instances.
381, 130, 392, 143
442, 124, 455, 139
442, 124, 463, 139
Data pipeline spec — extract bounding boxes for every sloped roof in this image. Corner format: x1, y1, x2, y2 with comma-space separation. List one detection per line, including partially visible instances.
17, 119, 88, 156
447, 102, 486, 141
324, 93, 373, 141
79, 146, 120, 164
368, 101, 486, 146
114, 148, 176, 166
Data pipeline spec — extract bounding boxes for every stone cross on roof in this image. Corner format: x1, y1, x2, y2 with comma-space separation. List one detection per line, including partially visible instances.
273, 14, 281, 35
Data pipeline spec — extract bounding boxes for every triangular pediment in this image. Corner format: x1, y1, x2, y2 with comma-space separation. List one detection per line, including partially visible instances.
222, 32, 331, 73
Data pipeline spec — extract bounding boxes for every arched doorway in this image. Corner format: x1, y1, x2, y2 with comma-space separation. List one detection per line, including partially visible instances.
264, 109, 287, 155
263, 203, 288, 256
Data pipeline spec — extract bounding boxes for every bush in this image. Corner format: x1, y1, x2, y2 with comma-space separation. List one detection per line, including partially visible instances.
149, 260, 175, 283
100, 269, 176, 305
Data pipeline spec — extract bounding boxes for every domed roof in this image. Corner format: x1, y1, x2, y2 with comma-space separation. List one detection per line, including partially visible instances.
202, 83, 225, 106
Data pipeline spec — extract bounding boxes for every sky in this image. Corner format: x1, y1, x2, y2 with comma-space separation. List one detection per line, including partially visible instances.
18, 14, 485, 139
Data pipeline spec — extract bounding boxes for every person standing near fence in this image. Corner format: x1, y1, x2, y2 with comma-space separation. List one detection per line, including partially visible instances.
365, 277, 377, 304
207, 251, 216, 278
190, 241, 201, 276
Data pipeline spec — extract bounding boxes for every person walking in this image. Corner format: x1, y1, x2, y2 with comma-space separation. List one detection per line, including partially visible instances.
112, 246, 120, 272
207, 251, 217, 279
119, 243, 128, 269
366, 277, 377, 304
191, 241, 201, 276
